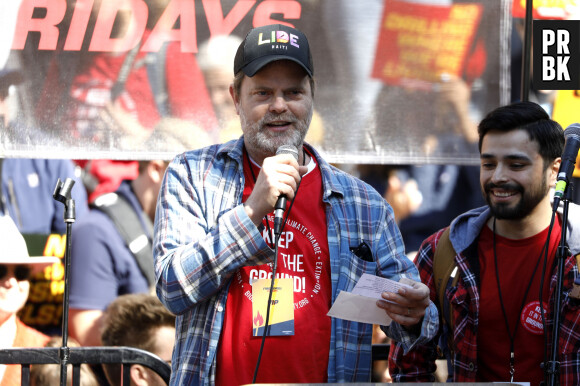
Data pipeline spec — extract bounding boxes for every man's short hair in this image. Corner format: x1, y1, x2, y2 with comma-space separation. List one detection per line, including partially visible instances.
478, 101, 565, 167
100, 293, 176, 385
101, 293, 175, 352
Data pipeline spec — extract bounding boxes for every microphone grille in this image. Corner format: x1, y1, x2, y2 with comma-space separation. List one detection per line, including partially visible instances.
565, 123, 580, 139
276, 145, 299, 161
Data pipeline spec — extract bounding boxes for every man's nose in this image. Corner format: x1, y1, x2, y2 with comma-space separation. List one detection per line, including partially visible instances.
491, 164, 509, 183
269, 94, 288, 114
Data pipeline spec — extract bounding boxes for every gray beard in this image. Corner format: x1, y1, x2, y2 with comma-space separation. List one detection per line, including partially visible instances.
240, 109, 312, 156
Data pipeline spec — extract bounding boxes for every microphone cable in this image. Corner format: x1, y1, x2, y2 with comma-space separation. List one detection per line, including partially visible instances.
252, 190, 300, 383
252, 232, 282, 383
538, 209, 557, 378
251, 152, 304, 384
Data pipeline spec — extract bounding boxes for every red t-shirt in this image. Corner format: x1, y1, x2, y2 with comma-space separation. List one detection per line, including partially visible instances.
477, 217, 561, 385
216, 150, 332, 385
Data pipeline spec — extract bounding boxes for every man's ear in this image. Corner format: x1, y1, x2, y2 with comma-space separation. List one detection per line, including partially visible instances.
149, 160, 167, 183
229, 84, 240, 115
550, 157, 562, 186
130, 364, 149, 386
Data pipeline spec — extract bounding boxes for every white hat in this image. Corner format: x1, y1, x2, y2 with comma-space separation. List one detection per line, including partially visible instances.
0, 215, 60, 273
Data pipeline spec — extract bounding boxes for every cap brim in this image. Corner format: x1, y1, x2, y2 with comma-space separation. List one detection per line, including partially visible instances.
242, 55, 312, 77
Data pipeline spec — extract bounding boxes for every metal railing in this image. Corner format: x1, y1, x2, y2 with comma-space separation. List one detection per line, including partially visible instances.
0, 346, 171, 386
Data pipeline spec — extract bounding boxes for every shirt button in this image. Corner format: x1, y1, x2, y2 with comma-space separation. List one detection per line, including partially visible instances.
468, 362, 475, 371
206, 350, 210, 357
217, 306, 224, 312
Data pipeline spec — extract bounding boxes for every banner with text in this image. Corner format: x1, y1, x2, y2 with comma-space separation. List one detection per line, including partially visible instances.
372, 0, 483, 89
0, 0, 510, 165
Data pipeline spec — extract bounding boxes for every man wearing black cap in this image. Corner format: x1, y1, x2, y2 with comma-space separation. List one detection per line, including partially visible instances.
153, 24, 438, 385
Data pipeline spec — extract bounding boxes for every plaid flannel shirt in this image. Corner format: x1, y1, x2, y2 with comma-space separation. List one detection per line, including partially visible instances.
153, 138, 438, 386
389, 205, 580, 384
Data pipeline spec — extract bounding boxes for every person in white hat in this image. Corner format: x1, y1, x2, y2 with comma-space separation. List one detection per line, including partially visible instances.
0, 215, 60, 386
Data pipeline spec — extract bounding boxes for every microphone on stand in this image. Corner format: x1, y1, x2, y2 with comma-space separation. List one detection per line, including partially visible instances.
273, 145, 298, 236
553, 123, 580, 211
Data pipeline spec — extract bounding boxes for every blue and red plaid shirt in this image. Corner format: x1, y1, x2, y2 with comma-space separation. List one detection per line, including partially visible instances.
389, 205, 580, 385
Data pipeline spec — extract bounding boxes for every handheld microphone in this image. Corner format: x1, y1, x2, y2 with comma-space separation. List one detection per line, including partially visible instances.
273, 145, 299, 236
553, 123, 580, 211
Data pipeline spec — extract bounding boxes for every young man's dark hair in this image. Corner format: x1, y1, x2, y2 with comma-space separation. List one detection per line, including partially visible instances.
477, 100, 564, 166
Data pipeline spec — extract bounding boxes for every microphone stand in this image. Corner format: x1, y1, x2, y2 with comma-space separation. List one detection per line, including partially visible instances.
544, 181, 573, 386
53, 178, 77, 386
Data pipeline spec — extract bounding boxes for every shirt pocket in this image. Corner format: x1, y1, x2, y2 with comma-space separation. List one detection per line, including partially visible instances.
342, 248, 375, 288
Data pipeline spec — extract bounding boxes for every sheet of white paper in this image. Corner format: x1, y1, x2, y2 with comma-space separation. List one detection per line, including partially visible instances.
327, 290, 393, 326
352, 273, 412, 299
327, 274, 413, 325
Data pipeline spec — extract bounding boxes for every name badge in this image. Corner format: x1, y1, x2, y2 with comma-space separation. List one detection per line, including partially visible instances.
252, 278, 294, 336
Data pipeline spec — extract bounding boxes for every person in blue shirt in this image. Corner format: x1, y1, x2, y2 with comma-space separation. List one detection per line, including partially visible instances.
1, 158, 88, 234
68, 160, 167, 347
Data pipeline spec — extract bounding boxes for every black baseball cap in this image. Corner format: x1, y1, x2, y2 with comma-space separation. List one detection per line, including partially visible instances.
234, 24, 313, 77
